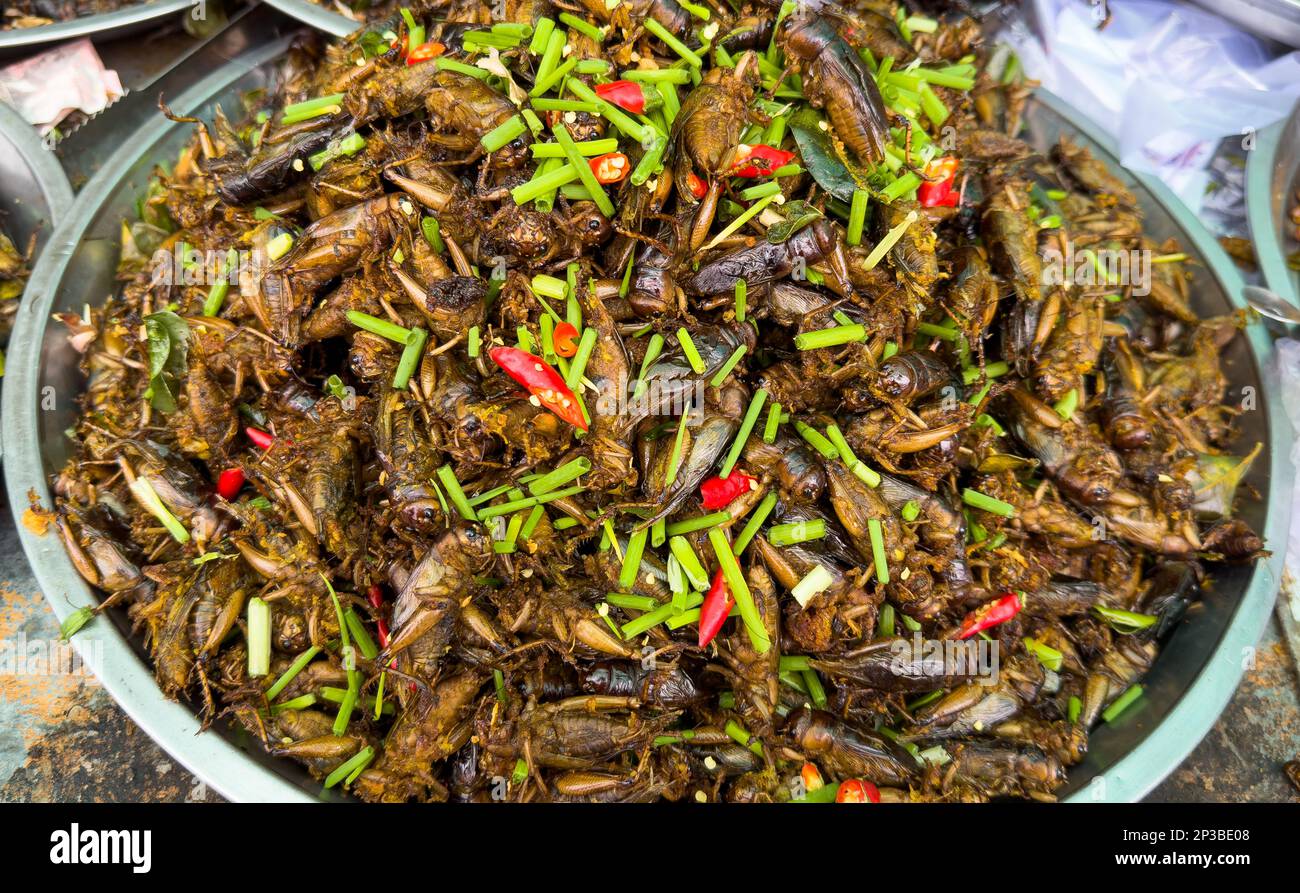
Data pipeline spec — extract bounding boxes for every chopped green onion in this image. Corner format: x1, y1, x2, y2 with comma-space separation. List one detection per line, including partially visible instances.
1102, 684, 1144, 723
1053, 388, 1079, 420
265, 645, 322, 701
762, 401, 782, 443
708, 527, 770, 652
267, 232, 294, 261
564, 327, 599, 390
59, 606, 95, 641
128, 478, 190, 543
702, 193, 779, 250
558, 12, 605, 42
901, 500, 921, 522
669, 536, 710, 590
861, 209, 917, 269
324, 746, 375, 790
847, 188, 869, 246
1092, 605, 1158, 634
346, 310, 410, 344
709, 344, 747, 387
481, 115, 527, 153
392, 327, 427, 390
247, 597, 271, 677
644, 18, 703, 66
665, 511, 731, 537
530, 137, 618, 157
553, 123, 615, 217
719, 388, 767, 478
961, 487, 1016, 518
467, 325, 481, 358
529, 457, 592, 496
768, 519, 826, 546
1023, 636, 1063, 672
866, 518, 890, 584
793, 420, 838, 459
1068, 695, 1083, 724
734, 278, 747, 323
566, 78, 653, 144
677, 327, 707, 374
794, 323, 866, 350
511, 161, 581, 205
732, 491, 777, 556
618, 526, 650, 590
436, 464, 478, 520
528, 16, 555, 53
791, 564, 834, 608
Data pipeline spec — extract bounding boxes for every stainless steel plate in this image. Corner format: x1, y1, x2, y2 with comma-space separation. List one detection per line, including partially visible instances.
1, 67, 1290, 801
0, 0, 196, 61
1246, 101, 1300, 308
259, 0, 357, 37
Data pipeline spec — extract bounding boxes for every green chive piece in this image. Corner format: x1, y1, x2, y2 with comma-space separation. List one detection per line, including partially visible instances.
467, 326, 481, 358
566, 78, 653, 144
618, 526, 650, 590
606, 592, 660, 612
665, 511, 731, 537
847, 188, 869, 246
734, 278, 747, 323
668, 536, 710, 590
793, 420, 838, 459
768, 519, 826, 547
1068, 695, 1083, 724
346, 310, 410, 344
530, 137, 618, 157
265, 645, 322, 701
324, 745, 375, 790
708, 527, 770, 652
552, 122, 615, 217
476, 485, 585, 520
677, 327, 707, 374
794, 323, 866, 350
436, 465, 477, 520
862, 209, 918, 269
511, 161, 582, 205
1023, 636, 1063, 672
558, 11, 605, 42
762, 401, 782, 443
528, 16, 555, 53
634, 333, 665, 397
961, 487, 1016, 518
961, 360, 1010, 384
664, 410, 691, 488
1053, 388, 1079, 420
435, 57, 490, 80
901, 500, 921, 522
343, 609, 378, 660
802, 669, 828, 707
867, 518, 889, 584
128, 478, 190, 543
879, 603, 896, 637
267, 232, 294, 261
709, 344, 748, 387
644, 17, 703, 66
719, 388, 767, 478
247, 597, 271, 677
703, 193, 779, 250
1102, 684, 1144, 723
482, 115, 527, 153
733, 490, 777, 556
529, 457, 592, 496
916, 321, 959, 341
391, 327, 427, 390
1092, 605, 1159, 633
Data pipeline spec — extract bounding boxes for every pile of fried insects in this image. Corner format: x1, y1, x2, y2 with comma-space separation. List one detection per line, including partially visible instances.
49, 0, 1265, 802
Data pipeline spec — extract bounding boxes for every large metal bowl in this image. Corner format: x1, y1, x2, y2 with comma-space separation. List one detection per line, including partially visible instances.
260, 0, 356, 37
1246, 101, 1300, 307
1, 58, 1290, 799
0, 0, 196, 61
1, 99, 74, 462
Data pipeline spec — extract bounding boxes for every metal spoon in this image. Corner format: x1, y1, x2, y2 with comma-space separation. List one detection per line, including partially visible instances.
1242, 285, 1300, 325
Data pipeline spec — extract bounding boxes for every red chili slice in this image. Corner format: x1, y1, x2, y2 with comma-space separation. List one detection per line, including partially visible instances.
699, 470, 757, 510
697, 569, 735, 648
685, 172, 708, 200
406, 41, 446, 65
589, 152, 630, 185
553, 321, 580, 358
215, 468, 245, 500
730, 143, 796, 178
836, 779, 881, 803
956, 592, 1022, 640
488, 345, 588, 431
245, 426, 275, 450
918, 155, 960, 207
594, 80, 649, 114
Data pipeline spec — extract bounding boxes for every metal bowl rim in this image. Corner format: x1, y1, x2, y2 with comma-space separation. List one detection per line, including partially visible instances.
259, 0, 358, 37
1, 76, 1290, 802
1245, 101, 1300, 307
0, 100, 75, 226
0, 0, 196, 50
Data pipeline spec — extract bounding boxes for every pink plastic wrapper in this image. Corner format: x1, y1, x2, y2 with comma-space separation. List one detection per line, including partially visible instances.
0, 38, 123, 135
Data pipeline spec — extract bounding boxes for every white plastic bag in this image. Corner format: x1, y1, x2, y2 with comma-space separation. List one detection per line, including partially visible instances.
0, 38, 123, 136
1004, 0, 1300, 210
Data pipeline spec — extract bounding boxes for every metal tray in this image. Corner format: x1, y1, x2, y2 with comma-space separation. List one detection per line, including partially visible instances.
1246, 101, 1300, 307
0, 0, 196, 61
260, 0, 357, 37
1, 99, 74, 462
1, 65, 1291, 799
1189, 0, 1300, 49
